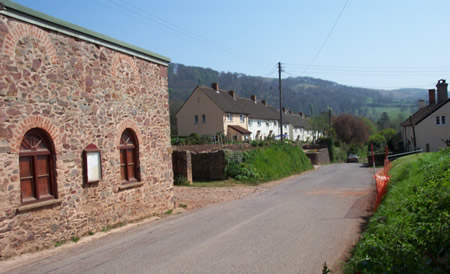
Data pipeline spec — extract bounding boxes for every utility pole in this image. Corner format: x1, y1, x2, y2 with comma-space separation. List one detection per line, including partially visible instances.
278, 62, 283, 140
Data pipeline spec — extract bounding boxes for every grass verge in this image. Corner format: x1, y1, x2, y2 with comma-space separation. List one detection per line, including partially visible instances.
345, 148, 449, 273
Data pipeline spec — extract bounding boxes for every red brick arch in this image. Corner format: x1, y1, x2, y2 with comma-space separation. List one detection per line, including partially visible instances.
110, 53, 140, 82
11, 116, 62, 154
115, 119, 143, 148
2, 23, 58, 64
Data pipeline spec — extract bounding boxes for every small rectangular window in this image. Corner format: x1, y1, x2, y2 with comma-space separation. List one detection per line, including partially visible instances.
436, 116, 440, 125
257, 120, 261, 127
227, 113, 232, 122
266, 121, 269, 126
202, 114, 206, 123
441, 116, 446, 125
194, 115, 198, 124
240, 114, 244, 123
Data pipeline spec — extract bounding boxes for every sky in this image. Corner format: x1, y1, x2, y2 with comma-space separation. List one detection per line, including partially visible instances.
10, 0, 450, 90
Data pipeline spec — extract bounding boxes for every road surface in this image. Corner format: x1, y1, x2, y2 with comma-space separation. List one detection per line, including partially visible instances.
4, 163, 374, 273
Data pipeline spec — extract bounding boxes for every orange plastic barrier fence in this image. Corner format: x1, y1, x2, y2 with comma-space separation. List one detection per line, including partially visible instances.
374, 158, 391, 210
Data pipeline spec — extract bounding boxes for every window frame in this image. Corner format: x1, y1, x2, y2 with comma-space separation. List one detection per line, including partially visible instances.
436, 116, 441, 125
202, 114, 206, 123
19, 128, 57, 204
227, 113, 232, 122
119, 129, 140, 184
83, 144, 102, 184
194, 115, 198, 124
240, 114, 244, 123
441, 115, 446, 125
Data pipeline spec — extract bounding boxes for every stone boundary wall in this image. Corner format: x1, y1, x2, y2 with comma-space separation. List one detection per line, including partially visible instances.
191, 151, 226, 181
0, 16, 172, 258
172, 151, 193, 183
305, 148, 330, 165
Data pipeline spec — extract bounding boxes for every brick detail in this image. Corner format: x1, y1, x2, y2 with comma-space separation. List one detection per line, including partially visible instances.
2, 22, 58, 64
10, 116, 62, 154
110, 53, 140, 82
115, 118, 143, 148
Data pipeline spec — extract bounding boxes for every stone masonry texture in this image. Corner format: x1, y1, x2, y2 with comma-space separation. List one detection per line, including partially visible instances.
0, 16, 173, 258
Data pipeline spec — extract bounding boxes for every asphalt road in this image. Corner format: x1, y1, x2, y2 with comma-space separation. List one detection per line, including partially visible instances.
5, 163, 375, 274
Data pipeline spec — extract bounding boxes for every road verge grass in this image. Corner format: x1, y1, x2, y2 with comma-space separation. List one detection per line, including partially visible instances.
345, 148, 449, 273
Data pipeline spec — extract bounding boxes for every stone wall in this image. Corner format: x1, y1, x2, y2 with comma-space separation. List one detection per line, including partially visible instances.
172, 150, 192, 183
305, 148, 330, 165
192, 151, 226, 181
0, 16, 172, 258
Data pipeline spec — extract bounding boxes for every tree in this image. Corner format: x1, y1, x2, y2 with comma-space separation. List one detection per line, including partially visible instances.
377, 112, 390, 130
332, 114, 369, 145
361, 117, 377, 135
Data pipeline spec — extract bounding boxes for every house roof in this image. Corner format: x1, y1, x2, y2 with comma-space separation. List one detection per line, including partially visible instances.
283, 113, 312, 129
196, 86, 280, 119
228, 125, 251, 135
197, 86, 250, 114
400, 98, 450, 127
0, 0, 170, 66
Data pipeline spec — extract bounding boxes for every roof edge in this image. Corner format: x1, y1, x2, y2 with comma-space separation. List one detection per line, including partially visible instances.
0, 0, 170, 66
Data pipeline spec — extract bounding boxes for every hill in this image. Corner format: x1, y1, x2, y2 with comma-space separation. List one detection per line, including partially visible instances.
168, 63, 427, 133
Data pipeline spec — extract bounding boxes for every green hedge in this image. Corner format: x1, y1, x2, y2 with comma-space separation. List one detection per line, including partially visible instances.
225, 144, 313, 182
345, 148, 450, 273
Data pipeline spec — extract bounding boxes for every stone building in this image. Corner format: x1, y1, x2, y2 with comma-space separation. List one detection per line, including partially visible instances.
0, 0, 172, 258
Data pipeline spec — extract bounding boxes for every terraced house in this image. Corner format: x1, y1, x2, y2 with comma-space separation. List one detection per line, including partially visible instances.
0, 0, 173, 258
176, 83, 316, 141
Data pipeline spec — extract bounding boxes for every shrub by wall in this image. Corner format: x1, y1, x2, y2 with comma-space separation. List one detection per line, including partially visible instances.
225, 144, 313, 182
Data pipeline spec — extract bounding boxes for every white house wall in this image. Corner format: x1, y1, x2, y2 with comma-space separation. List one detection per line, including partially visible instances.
248, 119, 279, 140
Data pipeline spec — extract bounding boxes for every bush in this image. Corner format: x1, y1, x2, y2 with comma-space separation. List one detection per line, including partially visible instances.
367, 134, 386, 153
345, 149, 450, 273
226, 144, 313, 182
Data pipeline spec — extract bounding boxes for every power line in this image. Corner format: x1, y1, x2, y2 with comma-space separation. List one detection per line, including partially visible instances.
301, 0, 349, 75
95, 0, 272, 67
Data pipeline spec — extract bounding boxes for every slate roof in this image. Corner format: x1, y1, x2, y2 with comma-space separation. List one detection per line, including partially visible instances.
283, 113, 312, 129
400, 98, 450, 126
196, 86, 279, 119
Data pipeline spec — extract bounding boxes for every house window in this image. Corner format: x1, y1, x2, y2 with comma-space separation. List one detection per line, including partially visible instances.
227, 113, 232, 122
266, 121, 269, 126
119, 129, 140, 183
257, 120, 261, 127
19, 128, 57, 204
249, 120, 253, 126
274, 121, 277, 126
284, 124, 287, 129
436, 116, 441, 125
202, 114, 206, 123
441, 116, 446, 125
194, 115, 198, 124
240, 114, 244, 123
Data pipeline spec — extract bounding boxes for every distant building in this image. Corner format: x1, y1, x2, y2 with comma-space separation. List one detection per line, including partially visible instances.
400, 79, 449, 152
176, 83, 316, 142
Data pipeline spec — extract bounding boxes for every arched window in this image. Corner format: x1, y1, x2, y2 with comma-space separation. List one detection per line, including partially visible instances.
19, 128, 57, 203
119, 129, 140, 183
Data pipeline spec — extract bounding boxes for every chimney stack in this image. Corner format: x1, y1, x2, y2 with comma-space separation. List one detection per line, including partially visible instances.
299, 112, 304, 118
261, 100, 266, 106
211, 82, 219, 91
428, 89, 436, 105
418, 99, 425, 109
250, 95, 256, 103
289, 110, 293, 114
228, 90, 236, 99
282, 107, 286, 113
436, 79, 448, 103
